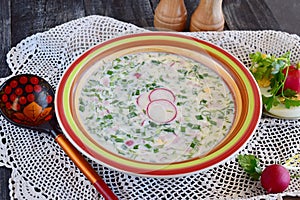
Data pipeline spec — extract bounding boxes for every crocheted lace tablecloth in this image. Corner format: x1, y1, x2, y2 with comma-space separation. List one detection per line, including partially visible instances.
1, 15, 300, 200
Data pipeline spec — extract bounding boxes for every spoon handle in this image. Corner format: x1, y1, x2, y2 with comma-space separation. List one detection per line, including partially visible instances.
55, 134, 118, 200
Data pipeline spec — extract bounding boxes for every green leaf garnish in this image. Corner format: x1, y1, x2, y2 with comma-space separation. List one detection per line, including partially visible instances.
249, 51, 300, 110
237, 154, 262, 181
262, 95, 280, 111
284, 98, 300, 109
283, 89, 298, 98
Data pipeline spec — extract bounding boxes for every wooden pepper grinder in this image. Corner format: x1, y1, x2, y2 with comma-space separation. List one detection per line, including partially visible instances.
190, 0, 224, 31
154, 0, 187, 31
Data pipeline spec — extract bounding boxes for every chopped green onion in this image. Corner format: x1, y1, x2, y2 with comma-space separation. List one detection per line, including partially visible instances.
180, 126, 186, 132
107, 70, 113, 75
162, 128, 175, 133
151, 60, 161, 65
79, 105, 85, 112
115, 138, 124, 143
103, 114, 113, 120
195, 115, 204, 120
127, 112, 137, 118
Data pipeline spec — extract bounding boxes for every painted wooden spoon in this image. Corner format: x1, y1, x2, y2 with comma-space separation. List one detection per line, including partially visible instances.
0, 74, 118, 200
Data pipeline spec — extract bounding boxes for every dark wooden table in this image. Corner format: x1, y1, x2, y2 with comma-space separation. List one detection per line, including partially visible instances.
0, 0, 299, 199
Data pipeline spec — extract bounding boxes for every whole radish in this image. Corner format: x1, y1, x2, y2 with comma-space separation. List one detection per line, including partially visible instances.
260, 164, 290, 193
282, 63, 300, 93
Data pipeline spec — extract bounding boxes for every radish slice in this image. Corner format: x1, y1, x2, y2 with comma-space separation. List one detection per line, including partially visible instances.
136, 92, 150, 110
149, 88, 176, 103
146, 99, 177, 124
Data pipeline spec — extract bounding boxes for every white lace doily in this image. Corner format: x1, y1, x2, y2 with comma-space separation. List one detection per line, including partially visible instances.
1, 15, 300, 200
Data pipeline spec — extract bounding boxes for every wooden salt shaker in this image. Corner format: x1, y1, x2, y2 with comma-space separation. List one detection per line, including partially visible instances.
154, 0, 187, 31
190, 0, 224, 31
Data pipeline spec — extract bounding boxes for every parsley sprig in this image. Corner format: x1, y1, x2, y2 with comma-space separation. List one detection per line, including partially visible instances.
237, 154, 262, 181
249, 52, 300, 110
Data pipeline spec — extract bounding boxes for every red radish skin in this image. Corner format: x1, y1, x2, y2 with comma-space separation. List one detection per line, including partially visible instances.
283, 64, 300, 93
149, 88, 176, 103
260, 164, 290, 194
146, 99, 177, 124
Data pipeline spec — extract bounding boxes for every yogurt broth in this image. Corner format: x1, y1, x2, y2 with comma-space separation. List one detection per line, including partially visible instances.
78, 52, 235, 163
